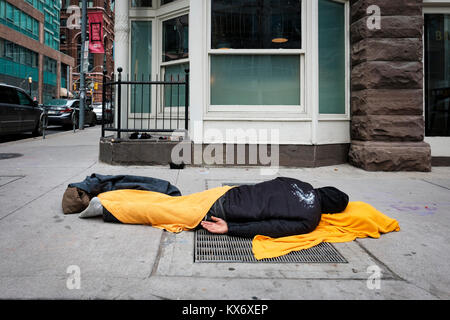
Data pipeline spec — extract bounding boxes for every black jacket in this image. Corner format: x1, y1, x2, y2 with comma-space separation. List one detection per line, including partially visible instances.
69, 173, 181, 197
222, 177, 322, 238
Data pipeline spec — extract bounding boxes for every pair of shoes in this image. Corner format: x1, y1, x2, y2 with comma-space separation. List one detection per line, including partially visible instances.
79, 197, 103, 218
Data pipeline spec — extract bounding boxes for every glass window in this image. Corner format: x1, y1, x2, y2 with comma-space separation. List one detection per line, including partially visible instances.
210, 55, 300, 105
6, 3, 13, 21
78, 0, 94, 7
0, 86, 19, 104
163, 62, 188, 107
130, 21, 152, 113
425, 14, 450, 136
318, 0, 346, 114
162, 15, 188, 62
0, 1, 4, 20
161, 0, 175, 5
17, 90, 34, 106
211, 0, 302, 50
13, 6, 20, 25
4, 41, 13, 59
131, 0, 152, 7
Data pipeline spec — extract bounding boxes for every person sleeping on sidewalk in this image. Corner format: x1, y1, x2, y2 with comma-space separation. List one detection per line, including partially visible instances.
78, 177, 349, 239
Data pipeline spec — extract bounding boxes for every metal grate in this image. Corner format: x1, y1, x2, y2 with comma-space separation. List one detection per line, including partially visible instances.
194, 229, 347, 263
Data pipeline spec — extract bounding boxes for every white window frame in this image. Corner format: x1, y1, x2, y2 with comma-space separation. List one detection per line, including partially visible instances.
128, 17, 155, 120
157, 10, 189, 117
205, 0, 307, 119
128, 0, 190, 120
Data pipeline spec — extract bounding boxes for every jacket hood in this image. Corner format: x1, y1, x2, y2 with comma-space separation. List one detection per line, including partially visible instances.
315, 186, 349, 214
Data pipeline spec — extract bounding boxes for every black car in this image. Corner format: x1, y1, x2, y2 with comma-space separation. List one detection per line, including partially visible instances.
44, 99, 96, 128
0, 84, 44, 136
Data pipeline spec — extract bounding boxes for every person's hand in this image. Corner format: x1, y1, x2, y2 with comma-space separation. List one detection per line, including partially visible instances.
201, 216, 228, 234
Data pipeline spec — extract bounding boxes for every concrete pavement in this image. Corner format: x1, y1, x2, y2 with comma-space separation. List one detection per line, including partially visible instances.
0, 126, 449, 300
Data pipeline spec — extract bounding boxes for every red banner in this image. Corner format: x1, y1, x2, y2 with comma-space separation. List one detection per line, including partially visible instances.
88, 11, 104, 53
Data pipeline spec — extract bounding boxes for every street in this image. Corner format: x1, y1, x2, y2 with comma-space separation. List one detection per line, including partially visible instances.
0, 126, 449, 300
0, 126, 75, 144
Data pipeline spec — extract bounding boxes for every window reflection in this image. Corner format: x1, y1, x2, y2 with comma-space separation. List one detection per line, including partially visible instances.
162, 15, 189, 62
211, 0, 302, 49
131, 0, 152, 7
210, 55, 300, 105
425, 14, 450, 136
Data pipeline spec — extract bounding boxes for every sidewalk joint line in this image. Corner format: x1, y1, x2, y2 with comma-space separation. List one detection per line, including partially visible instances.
0, 161, 97, 222
149, 230, 167, 278
420, 179, 450, 191
355, 240, 405, 282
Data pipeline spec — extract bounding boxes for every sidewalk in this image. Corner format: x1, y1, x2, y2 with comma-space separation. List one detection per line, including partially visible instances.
0, 126, 449, 300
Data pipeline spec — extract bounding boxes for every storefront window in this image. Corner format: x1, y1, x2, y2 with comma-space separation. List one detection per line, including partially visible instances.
211, 0, 302, 49
162, 15, 188, 62
211, 55, 300, 105
318, 0, 346, 114
131, 21, 152, 113
425, 14, 450, 136
210, 0, 302, 107
131, 0, 152, 7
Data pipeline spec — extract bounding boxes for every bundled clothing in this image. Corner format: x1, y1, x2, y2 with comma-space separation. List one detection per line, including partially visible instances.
96, 177, 347, 239
77, 176, 399, 260
62, 173, 181, 214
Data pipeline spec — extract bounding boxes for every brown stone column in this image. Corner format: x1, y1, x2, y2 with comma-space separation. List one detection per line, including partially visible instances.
348, 0, 431, 171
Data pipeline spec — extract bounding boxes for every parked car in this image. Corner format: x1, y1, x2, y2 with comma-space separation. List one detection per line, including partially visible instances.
0, 83, 44, 136
92, 102, 113, 124
44, 99, 96, 128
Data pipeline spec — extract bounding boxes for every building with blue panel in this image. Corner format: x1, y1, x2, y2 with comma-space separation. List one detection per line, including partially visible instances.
0, 0, 74, 103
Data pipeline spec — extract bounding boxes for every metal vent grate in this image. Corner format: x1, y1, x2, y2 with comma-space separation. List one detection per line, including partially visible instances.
195, 229, 347, 263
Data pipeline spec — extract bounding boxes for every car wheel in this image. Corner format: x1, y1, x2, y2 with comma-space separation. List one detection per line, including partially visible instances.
32, 115, 44, 137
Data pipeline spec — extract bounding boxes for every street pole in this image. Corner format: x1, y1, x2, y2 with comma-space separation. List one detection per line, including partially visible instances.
28, 77, 32, 97
79, 0, 87, 130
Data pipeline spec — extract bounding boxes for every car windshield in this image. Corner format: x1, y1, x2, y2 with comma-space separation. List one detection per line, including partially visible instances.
45, 99, 68, 106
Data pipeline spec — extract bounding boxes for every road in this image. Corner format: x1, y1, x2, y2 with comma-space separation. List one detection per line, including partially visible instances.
0, 125, 94, 144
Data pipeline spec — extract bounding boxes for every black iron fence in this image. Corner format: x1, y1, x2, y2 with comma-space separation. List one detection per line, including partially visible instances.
101, 67, 189, 138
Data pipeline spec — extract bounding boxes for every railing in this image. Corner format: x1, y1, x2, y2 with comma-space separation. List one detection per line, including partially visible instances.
101, 67, 189, 139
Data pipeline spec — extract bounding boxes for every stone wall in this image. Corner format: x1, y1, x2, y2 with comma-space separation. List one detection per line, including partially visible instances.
348, 0, 431, 171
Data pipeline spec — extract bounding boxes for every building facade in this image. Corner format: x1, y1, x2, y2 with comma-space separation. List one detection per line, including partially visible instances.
107, 0, 450, 171
0, 0, 74, 103
60, 0, 114, 104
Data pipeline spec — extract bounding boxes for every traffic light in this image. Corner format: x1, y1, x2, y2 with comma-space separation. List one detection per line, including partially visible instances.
73, 83, 77, 90
93, 82, 98, 90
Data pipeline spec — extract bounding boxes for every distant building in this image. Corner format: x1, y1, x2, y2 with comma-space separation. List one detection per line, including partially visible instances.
0, 0, 74, 103
60, 0, 114, 104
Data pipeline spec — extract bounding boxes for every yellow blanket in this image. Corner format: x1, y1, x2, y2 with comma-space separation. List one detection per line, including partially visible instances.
98, 189, 399, 261
252, 201, 400, 260
98, 186, 233, 233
